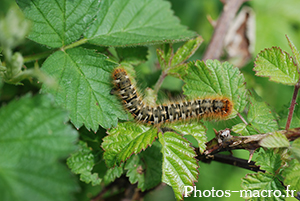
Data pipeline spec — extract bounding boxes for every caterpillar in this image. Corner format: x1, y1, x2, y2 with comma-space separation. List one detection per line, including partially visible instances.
112, 67, 233, 125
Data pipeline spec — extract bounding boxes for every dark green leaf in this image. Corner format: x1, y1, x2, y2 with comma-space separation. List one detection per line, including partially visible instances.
159, 132, 198, 200
85, 0, 196, 46
17, 0, 100, 47
255, 149, 282, 174
168, 121, 207, 153
283, 159, 300, 192
0, 94, 78, 201
41, 47, 127, 130
125, 142, 162, 191
291, 138, 300, 162
247, 96, 278, 134
103, 164, 124, 185
241, 172, 286, 201
67, 141, 101, 186
102, 122, 158, 167
183, 60, 247, 118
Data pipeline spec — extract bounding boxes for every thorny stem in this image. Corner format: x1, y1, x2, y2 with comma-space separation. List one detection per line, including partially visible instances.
203, 0, 249, 61
286, 82, 300, 130
237, 113, 248, 125
153, 70, 167, 94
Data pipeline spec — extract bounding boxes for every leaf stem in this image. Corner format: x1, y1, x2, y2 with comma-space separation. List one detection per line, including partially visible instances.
153, 70, 167, 94
62, 38, 88, 51
23, 50, 56, 63
237, 113, 248, 125
286, 82, 300, 130
23, 38, 88, 63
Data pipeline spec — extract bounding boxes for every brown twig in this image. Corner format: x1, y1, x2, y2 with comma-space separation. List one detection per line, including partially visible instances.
197, 153, 265, 173
286, 82, 300, 130
201, 128, 300, 157
203, 0, 249, 61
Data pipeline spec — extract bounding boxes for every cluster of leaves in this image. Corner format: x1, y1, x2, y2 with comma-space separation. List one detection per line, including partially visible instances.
1, 0, 300, 201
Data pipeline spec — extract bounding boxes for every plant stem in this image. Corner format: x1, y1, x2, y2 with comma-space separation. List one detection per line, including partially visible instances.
62, 38, 88, 51
153, 70, 167, 94
237, 113, 248, 125
23, 38, 88, 63
286, 82, 300, 130
23, 50, 56, 63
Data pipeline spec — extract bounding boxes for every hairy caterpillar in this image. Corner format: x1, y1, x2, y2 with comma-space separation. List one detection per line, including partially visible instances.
112, 67, 233, 125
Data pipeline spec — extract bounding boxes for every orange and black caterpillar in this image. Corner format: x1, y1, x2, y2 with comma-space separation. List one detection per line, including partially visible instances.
112, 67, 233, 125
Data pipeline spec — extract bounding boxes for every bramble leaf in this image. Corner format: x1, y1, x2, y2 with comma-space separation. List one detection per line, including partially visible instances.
17, 0, 99, 48
241, 172, 286, 201
125, 142, 162, 191
283, 159, 300, 192
254, 47, 299, 85
41, 47, 127, 130
85, 0, 196, 46
259, 131, 289, 148
168, 121, 207, 153
247, 96, 278, 134
286, 35, 300, 68
171, 36, 203, 67
67, 141, 101, 186
159, 132, 198, 200
291, 138, 300, 162
183, 60, 247, 118
255, 149, 282, 175
232, 123, 258, 136
102, 122, 158, 168
0, 94, 78, 201
103, 164, 124, 185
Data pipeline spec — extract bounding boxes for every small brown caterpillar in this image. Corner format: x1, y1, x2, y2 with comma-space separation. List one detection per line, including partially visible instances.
112, 67, 233, 125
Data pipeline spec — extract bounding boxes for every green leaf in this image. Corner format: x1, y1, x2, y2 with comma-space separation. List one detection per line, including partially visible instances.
159, 132, 198, 200
247, 96, 278, 134
171, 36, 203, 67
231, 123, 259, 136
41, 47, 127, 130
283, 159, 300, 192
103, 163, 124, 185
286, 35, 300, 68
183, 60, 248, 118
67, 141, 101, 186
241, 172, 286, 201
259, 131, 290, 148
254, 47, 299, 85
85, 0, 196, 46
17, 0, 100, 48
255, 149, 282, 175
102, 122, 158, 168
125, 142, 162, 191
291, 138, 300, 162
168, 121, 207, 153
0, 94, 78, 201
